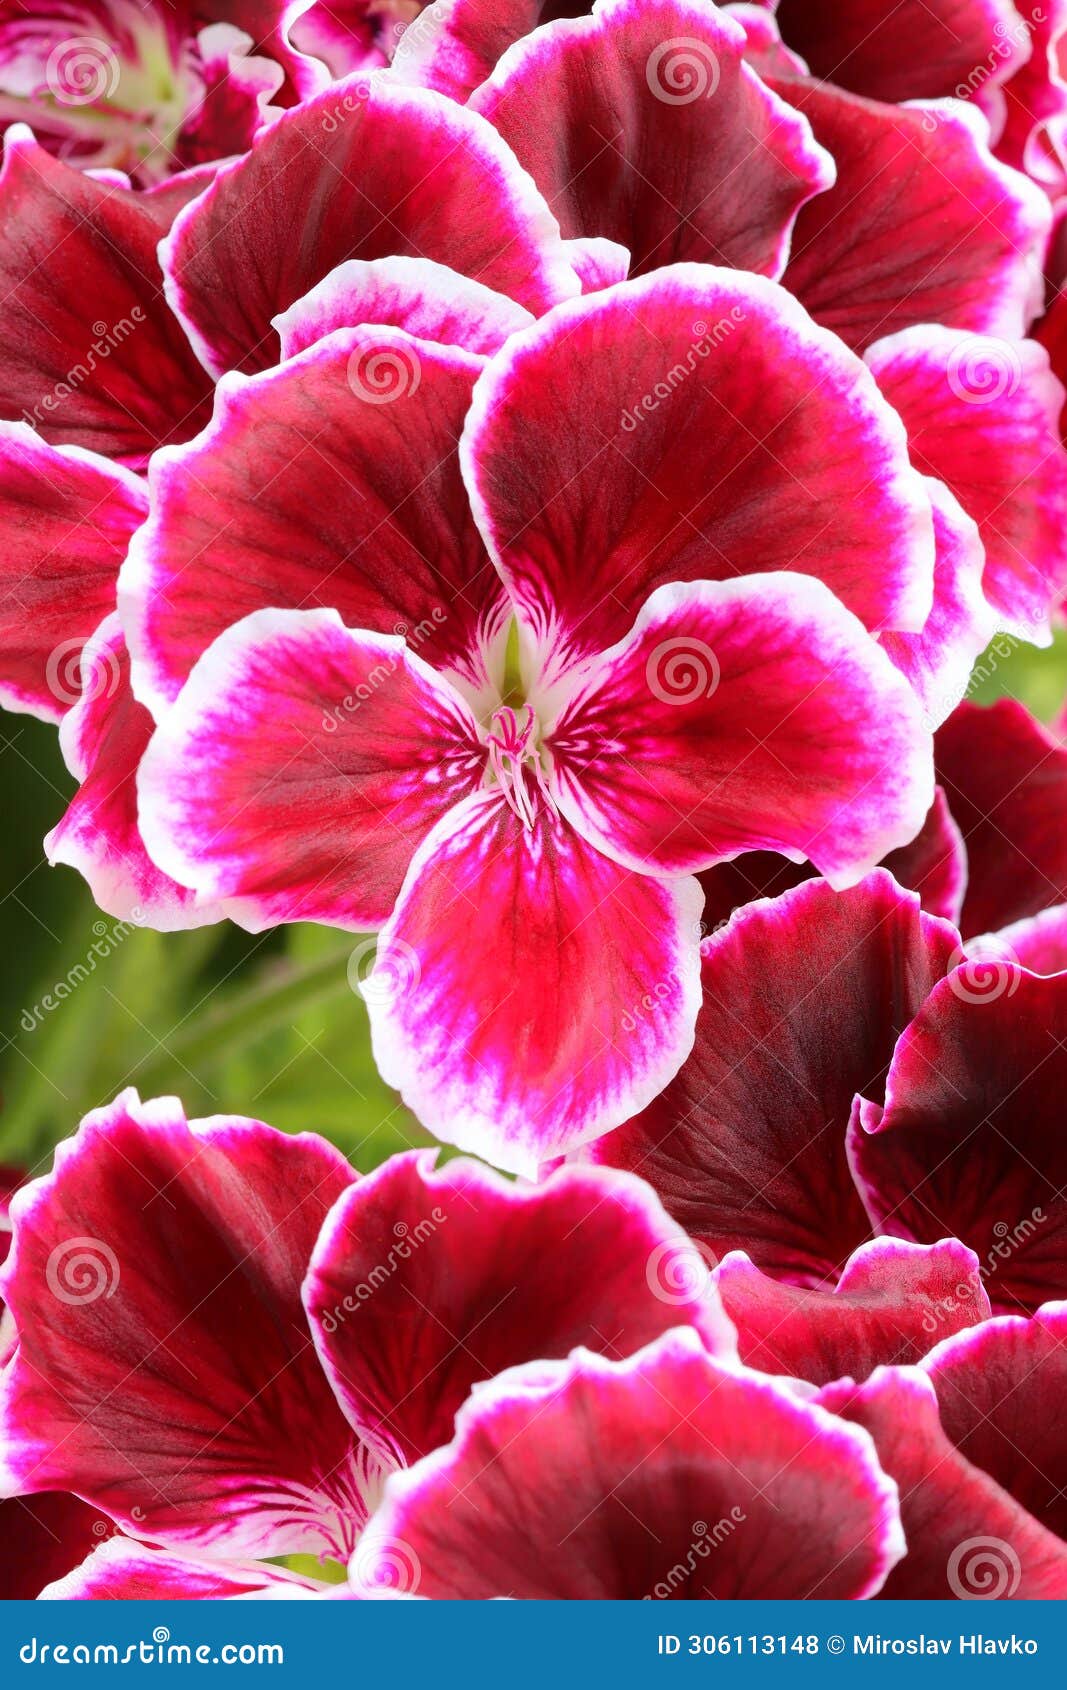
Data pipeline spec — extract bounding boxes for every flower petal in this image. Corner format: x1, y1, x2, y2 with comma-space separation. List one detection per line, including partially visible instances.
717, 1237, 991, 1387
121, 327, 504, 716
356, 1328, 904, 1598
0, 1493, 105, 1600
138, 608, 484, 932
880, 477, 998, 729
936, 699, 1067, 935
0, 1089, 364, 1561
39, 1538, 320, 1600
305, 1150, 735, 1464
45, 617, 220, 931
548, 575, 933, 884
462, 266, 934, 683
867, 327, 1067, 644
0, 426, 145, 722
274, 257, 534, 360
819, 1367, 1067, 1599
390, 0, 545, 101
591, 871, 958, 1285
469, 0, 834, 279
368, 789, 704, 1176
773, 0, 1028, 103
779, 82, 1049, 353
696, 787, 968, 928
922, 1302, 1067, 1542
0, 128, 213, 467
848, 968, 1067, 1314
161, 77, 579, 377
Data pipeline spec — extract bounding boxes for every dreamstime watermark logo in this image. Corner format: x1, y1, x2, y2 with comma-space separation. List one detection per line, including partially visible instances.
621, 311, 744, 430
646, 38, 720, 104
946, 336, 1022, 404
46, 36, 120, 105
44, 634, 122, 709
947, 1535, 1022, 1599
644, 1511, 746, 1598
347, 341, 422, 404
646, 1237, 717, 1305
391, 7, 446, 72
347, 936, 421, 1006
349, 1534, 422, 1594
920, 10, 1044, 125
646, 637, 720, 705
947, 939, 1020, 1004
620, 970, 683, 1034
46, 1237, 120, 1305
22, 311, 146, 432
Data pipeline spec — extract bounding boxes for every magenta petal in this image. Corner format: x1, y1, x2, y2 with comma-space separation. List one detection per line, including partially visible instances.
780, 81, 1049, 353
390, 0, 545, 101
368, 790, 703, 1175
867, 327, 1067, 644
980, 904, 1067, 974
161, 77, 579, 377
274, 257, 534, 359
0, 129, 213, 467
592, 872, 958, 1285
717, 1237, 990, 1387
305, 1151, 735, 1464
923, 1302, 1067, 1542
470, 0, 833, 279
464, 267, 934, 674
936, 699, 1067, 935
45, 617, 218, 931
0, 427, 145, 722
880, 478, 997, 729
138, 609, 484, 931
0, 1089, 363, 1560
549, 575, 933, 883
849, 970, 1067, 1313
39, 1539, 321, 1600
820, 1367, 1067, 1599
356, 1329, 904, 1598
0, 1493, 106, 1600
122, 328, 503, 715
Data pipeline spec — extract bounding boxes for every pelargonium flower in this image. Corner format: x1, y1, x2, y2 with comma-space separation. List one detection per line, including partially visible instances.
0, 0, 319, 184
356, 1328, 906, 1599
822, 1303, 1067, 1598
125, 264, 936, 1171
590, 869, 1067, 1312
0, 1087, 737, 1597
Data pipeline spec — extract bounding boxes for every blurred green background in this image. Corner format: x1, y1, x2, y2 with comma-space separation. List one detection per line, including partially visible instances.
3, 628, 1066, 1177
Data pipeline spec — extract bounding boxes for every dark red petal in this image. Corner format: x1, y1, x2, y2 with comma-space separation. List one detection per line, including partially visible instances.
820, 1367, 1067, 1599
470, 0, 833, 279
0, 1090, 364, 1561
779, 80, 1048, 353
0, 129, 213, 468
162, 78, 579, 377
305, 1151, 735, 1463
936, 699, 1067, 935
849, 970, 1067, 1313
591, 871, 957, 1285
0, 427, 145, 722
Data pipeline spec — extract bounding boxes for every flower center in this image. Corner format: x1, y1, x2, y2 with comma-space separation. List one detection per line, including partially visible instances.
0, 2, 197, 182
485, 704, 554, 829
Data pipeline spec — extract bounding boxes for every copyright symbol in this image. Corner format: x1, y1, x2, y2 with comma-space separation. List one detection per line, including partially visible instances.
827, 1637, 845, 1655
